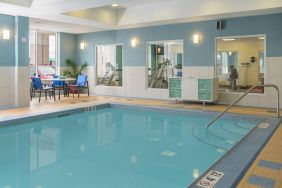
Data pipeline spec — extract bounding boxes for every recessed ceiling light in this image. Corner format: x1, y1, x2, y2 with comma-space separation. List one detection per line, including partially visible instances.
112, 3, 119, 7
222, 38, 235, 41
258, 37, 264, 40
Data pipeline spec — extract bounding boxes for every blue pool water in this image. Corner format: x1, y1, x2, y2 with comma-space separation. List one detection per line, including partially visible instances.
0, 107, 260, 188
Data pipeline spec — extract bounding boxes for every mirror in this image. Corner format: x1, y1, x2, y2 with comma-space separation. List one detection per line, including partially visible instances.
147, 40, 183, 89
96, 44, 123, 87
216, 36, 265, 93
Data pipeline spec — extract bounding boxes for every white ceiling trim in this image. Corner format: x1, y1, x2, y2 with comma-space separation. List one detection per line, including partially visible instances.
0, 0, 281, 33
118, 0, 282, 26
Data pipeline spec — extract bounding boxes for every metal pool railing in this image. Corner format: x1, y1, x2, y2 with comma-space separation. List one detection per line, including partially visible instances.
206, 84, 280, 128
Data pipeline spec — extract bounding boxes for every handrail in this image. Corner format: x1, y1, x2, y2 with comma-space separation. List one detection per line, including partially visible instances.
206, 84, 280, 128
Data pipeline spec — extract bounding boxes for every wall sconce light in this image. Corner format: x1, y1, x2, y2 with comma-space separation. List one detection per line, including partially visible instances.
131, 38, 138, 48
80, 42, 86, 50
193, 34, 199, 44
3, 29, 10, 40
157, 47, 161, 54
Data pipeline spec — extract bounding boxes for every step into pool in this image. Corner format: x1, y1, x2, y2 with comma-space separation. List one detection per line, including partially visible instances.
0, 104, 279, 188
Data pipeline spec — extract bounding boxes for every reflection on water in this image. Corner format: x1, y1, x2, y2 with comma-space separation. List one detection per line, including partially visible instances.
96, 112, 121, 146
0, 108, 257, 188
30, 127, 60, 170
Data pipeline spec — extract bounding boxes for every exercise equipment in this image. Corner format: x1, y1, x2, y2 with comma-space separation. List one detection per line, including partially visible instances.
99, 62, 116, 86
150, 59, 170, 88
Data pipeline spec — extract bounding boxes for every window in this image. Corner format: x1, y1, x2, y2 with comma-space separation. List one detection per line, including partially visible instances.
49, 35, 56, 64
96, 44, 123, 87
29, 30, 57, 79
147, 40, 183, 89
216, 36, 265, 93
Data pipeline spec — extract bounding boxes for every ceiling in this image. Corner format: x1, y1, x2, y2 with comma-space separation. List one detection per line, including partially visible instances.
0, 0, 282, 34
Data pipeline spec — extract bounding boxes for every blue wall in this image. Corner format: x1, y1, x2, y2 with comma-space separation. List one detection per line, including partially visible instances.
59, 33, 76, 66
15, 16, 29, 67
75, 13, 282, 67
76, 31, 117, 66
0, 14, 29, 67
0, 14, 15, 67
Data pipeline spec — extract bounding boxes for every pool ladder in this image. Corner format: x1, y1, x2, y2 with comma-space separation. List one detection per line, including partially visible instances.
206, 84, 280, 128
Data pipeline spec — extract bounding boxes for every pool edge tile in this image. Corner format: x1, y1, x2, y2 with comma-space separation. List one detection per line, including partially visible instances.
248, 175, 276, 188
257, 160, 282, 170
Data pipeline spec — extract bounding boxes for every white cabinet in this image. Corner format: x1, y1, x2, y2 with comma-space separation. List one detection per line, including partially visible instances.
181, 78, 198, 100
169, 77, 219, 103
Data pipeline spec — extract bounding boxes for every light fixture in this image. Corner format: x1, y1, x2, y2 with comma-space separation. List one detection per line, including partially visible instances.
193, 34, 199, 44
222, 38, 235, 41
112, 3, 119, 7
157, 47, 161, 54
80, 42, 86, 50
258, 36, 264, 40
131, 38, 138, 47
3, 29, 10, 40
228, 51, 232, 56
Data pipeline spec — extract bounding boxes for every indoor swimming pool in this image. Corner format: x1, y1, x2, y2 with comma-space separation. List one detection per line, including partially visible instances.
0, 104, 277, 188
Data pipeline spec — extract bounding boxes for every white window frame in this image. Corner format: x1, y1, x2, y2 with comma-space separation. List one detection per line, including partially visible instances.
145, 39, 184, 90
215, 34, 266, 96
94, 43, 124, 88
29, 30, 59, 76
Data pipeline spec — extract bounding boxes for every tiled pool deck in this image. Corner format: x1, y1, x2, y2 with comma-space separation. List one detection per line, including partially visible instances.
0, 95, 281, 187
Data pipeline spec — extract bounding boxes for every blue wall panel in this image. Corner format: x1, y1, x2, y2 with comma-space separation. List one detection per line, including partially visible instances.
0, 13, 15, 67
76, 31, 117, 66
60, 33, 76, 66
75, 13, 282, 67
15, 16, 29, 67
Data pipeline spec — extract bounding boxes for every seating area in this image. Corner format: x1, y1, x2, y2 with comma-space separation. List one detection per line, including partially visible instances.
30, 75, 89, 102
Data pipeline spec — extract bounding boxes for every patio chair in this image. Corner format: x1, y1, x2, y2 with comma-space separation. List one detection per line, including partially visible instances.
31, 77, 55, 102
69, 75, 89, 98
52, 76, 68, 100
53, 79, 67, 100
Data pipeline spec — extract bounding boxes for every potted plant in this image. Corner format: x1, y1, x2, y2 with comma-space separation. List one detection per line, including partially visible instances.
63, 59, 88, 80
63, 59, 88, 94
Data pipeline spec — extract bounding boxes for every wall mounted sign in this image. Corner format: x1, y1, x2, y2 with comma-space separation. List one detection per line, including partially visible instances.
250, 56, 256, 63
258, 122, 270, 129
